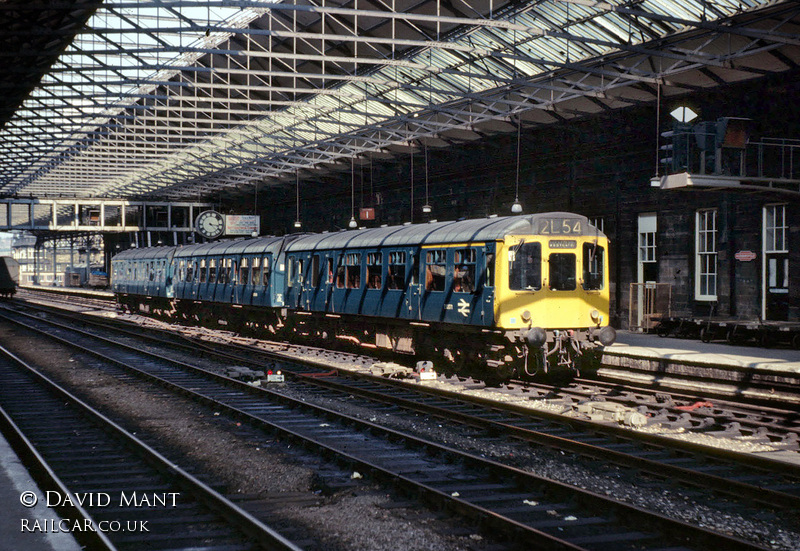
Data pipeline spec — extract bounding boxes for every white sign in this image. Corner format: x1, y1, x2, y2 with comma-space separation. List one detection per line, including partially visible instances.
225, 215, 260, 236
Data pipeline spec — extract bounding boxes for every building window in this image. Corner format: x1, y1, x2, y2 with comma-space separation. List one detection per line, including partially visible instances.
764, 204, 788, 254
695, 209, 718, 300
639, 230, 656, 263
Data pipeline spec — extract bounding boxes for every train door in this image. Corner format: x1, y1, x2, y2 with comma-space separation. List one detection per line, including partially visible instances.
763, 204, 789, 321
300, 253, 319, 310
448, 247, 482, 325
189, 258, 201, 300
420, 248, 447, 322
323, 254, 335, 311
165, 255, 175, 299
382, 250, 406, 318
237, 256, 251, 305
406, 250, 422, 319
285, 254, 303, 309
479, 244, 495, 325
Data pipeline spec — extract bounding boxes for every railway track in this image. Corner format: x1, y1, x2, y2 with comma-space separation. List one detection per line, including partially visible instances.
15, 293, 800, 448
5, 302, 800, 508
0, 304, 791, 550
0, 343, 300, 551
519, 378, 800, 442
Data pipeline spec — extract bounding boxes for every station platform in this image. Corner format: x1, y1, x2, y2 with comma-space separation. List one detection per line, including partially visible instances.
0, 429, 82, 551
19, 283, 114, 300
599, 331, 800, 404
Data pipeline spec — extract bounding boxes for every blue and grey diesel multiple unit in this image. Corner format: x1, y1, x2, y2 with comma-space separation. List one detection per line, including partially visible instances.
112, 213, 615, 378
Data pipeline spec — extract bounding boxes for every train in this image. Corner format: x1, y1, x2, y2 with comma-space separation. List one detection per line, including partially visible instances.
0, 256, 19, 298
111, 212, 615, 379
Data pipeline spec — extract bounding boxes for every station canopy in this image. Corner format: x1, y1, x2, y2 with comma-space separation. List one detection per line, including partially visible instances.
0, 0, 798, 202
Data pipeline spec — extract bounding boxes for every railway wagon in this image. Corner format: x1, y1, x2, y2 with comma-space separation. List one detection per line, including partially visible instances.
0, 256, 19, 298
111, 213, 615, 378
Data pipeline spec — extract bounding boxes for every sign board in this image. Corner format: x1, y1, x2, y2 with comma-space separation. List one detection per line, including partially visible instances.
734, 250, 757, 262
225, 214, 260, 236
359, 207, 375, 221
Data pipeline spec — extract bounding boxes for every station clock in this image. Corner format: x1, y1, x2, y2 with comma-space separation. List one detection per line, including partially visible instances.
195, 210, 225, 239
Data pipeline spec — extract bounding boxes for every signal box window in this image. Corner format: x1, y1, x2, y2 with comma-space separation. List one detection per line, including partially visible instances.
549, 253, 576, 291
425, 249, 446, 292
367, 252, 382, 289
509, 243, 541, 291
582, 243, 604, 290
387, 251, 406, 290
453, 249, 476, 293
345, 253, 361, 289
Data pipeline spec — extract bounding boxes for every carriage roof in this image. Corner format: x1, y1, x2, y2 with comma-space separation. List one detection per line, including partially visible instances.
285, 212, 601, 252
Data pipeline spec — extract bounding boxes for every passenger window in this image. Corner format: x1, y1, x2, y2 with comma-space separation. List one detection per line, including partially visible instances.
251, 257, 261, 285
287, 257, 295, 288
453, 249, 476, 293
208, 259, 217, 283
509, 243, 541, 291
336, 256, 346, 289
582, 243, 604, 290
199, 259, 207, 283
239, 258, 249, 285
262, 256, 270, 286
367, 252, 382, 289
311, 255, 321, 287
218, 260, 227, 284
345, 253, 360, 289
186, 261, 194, 283
425, 249, 446, 292
485, 252, 495, 287
387, 251, 406, 290
549, 253, 576, 291
327, 258, 334, 285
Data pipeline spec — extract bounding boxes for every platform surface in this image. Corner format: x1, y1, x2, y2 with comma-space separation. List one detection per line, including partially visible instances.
0, 431, 82, 551
609, 331, 800, 373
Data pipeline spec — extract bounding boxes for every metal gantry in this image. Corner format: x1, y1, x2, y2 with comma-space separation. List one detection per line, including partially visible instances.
0, 0, 798, 202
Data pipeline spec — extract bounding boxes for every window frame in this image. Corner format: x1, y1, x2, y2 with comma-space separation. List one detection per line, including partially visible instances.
366, 252, 382, 289
695, 208, 718, 301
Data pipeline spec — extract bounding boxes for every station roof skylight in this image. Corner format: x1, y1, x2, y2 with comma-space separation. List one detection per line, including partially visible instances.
0, 0, 797, 201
